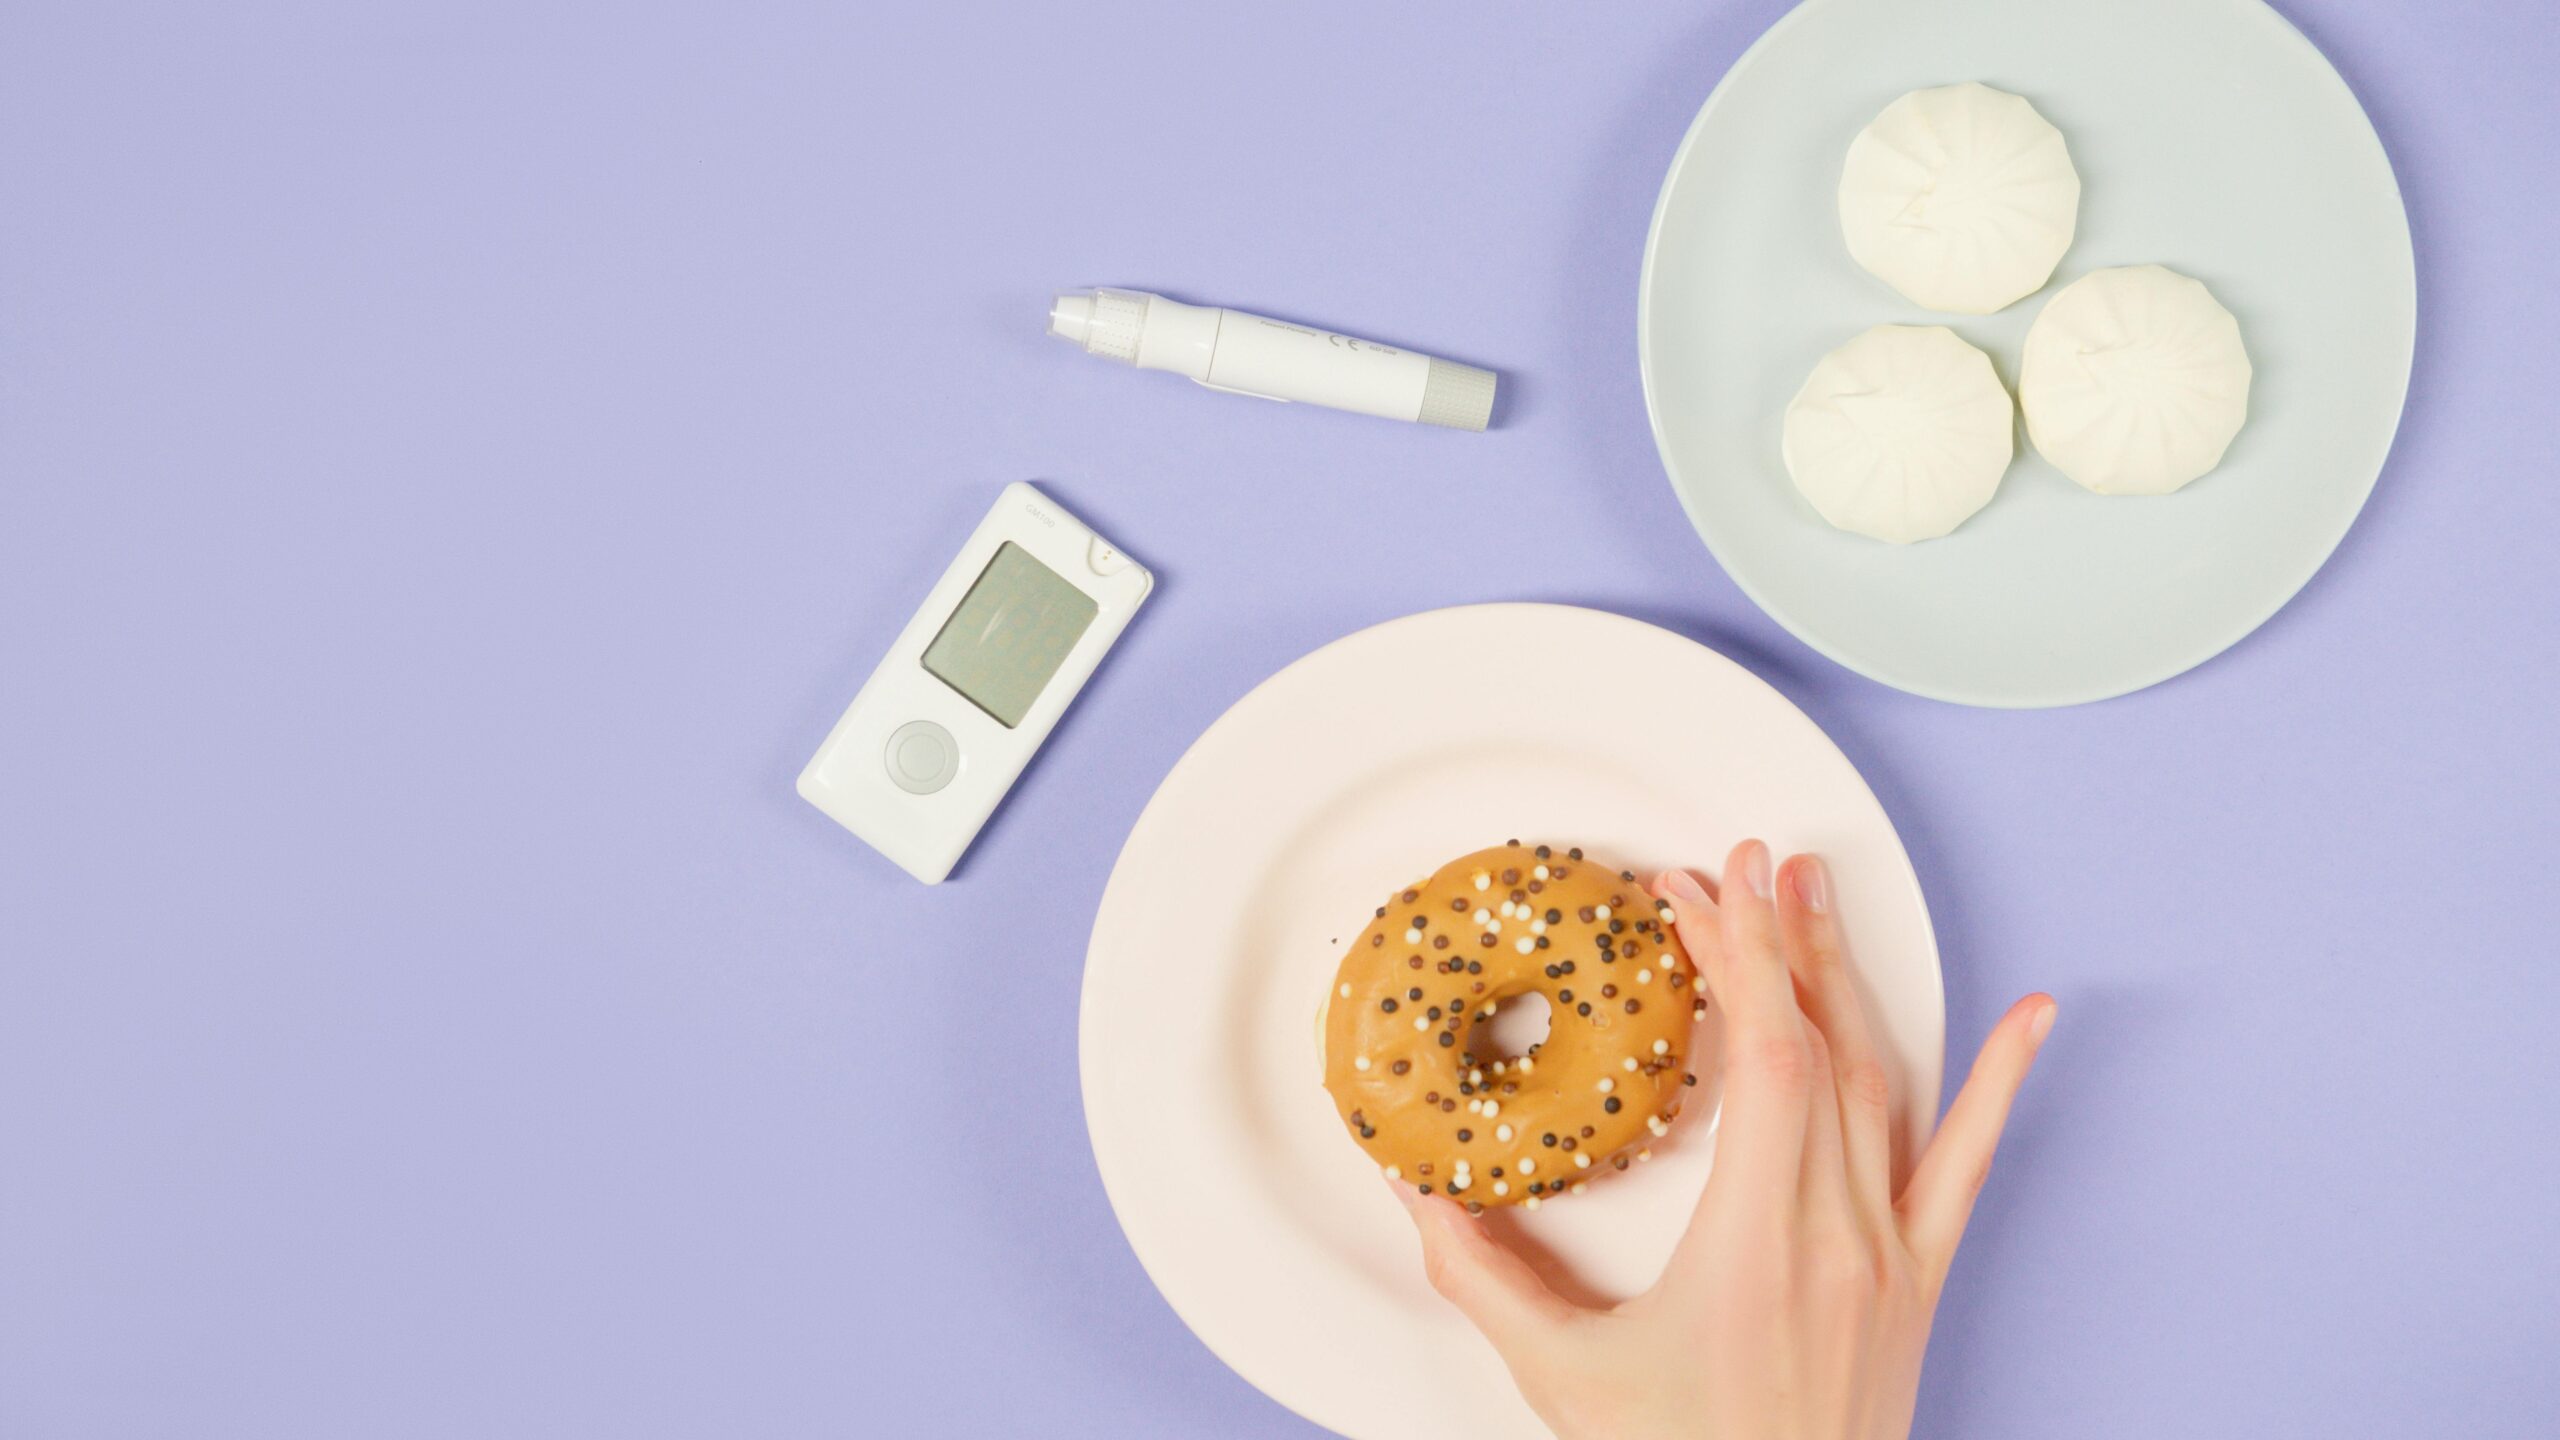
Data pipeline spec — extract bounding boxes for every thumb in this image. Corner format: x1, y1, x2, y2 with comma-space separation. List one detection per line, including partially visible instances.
1391, 1182, 1578, 1353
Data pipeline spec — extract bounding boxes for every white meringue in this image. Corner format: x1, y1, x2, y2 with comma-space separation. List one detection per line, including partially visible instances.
1782, 325, 2015, 544
1838, 83, 2080, 314
2019, 265, 2253, 495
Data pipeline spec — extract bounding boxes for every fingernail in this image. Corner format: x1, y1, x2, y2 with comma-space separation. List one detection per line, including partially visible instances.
1660, 868, 1709, 904
1790, 856, 1830, 913
1742, 842, 1772, 899
2029, 1000, 2058, 1045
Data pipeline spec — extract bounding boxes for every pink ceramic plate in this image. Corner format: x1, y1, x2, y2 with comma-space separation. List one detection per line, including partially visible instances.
1082, 605, 1943, 1438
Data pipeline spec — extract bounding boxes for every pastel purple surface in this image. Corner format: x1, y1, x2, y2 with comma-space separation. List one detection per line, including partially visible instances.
2, 2, 2554, 1437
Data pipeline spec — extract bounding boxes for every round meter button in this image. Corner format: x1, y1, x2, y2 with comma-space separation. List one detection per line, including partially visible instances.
884, 720, 957, 795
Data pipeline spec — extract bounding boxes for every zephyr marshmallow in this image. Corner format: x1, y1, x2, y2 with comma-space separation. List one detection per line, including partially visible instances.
2019, 265, 2253, 496
1782, 325, 2016, 545
1838, 83, 2081, 315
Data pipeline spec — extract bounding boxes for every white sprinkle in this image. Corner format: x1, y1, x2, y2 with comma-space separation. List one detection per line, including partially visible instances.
1657, 903, 1675, 921
1653, 1039, 1670, 1056
1339, 983, 1351, 998
1637, 969, 1653, 984
1449, 1174, 1469, 1193
1571, 1182, 1586, 1194
1495, 1124, 1514, 1142
1404, 928, 1422, 944
1487, 920, 1502, 936
1637, 1148, 1653, 1163
1413, 1017, 1428, 1031
1467, 1098, 1482, 1115
1622, 1057, 1639, 1073
1498, 900, 1516, 919
1648, 1115, 1669, 1136
1355, 1056, 1371, 1071
1530, 920, 1547, 936
1518, 1157, 1537, 1176
1533, 864, 1550, 880
1473, 872, 1491, 892
1482, 1101, 1500, 1118
1597, 1077, 1617, 1094
1574, 1152, 1592, 1169
1469, 1068, 1484, 1084
1489, 1061, 1506, 1076
1517, 1057, 1535, 1075
1383, 1164, 1401, 1180
1471, 907, 1492, 926
1515, 937, 1535, 954
1594, 904, 1612, 921
1524, 1195, 1542, 1211
1477, 1006, 1495, 1020
1492, 1181, 1510, 1197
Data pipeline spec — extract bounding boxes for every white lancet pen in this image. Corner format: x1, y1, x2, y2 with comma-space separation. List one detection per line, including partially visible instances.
1047, 288, 1498, 431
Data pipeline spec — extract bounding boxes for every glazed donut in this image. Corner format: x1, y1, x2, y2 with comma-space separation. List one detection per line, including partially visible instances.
1321, 841, 1701, 1211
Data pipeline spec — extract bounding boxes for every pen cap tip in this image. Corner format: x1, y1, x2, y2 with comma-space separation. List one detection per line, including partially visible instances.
1046, 288, 1147, 363
1047, 291, 1094, 345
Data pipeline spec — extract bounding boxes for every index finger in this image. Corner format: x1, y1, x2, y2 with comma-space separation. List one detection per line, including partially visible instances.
1653, 841, 1811, 1219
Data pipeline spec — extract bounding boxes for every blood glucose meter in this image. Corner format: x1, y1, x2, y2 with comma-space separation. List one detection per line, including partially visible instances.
797, 483, 1151, 882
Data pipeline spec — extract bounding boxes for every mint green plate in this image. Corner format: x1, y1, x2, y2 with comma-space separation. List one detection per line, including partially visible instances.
1639, 0, 2415, 707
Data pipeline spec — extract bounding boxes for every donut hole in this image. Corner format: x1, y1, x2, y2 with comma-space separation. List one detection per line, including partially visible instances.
1477, 990, 1552, 1063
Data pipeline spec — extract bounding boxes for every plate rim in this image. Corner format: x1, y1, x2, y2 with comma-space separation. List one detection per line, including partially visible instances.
1079, 601, 1946, 1438
1634, 0, 2419, 709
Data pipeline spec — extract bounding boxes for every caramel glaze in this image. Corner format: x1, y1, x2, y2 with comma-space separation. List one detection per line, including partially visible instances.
1322, 842, 1698, 1211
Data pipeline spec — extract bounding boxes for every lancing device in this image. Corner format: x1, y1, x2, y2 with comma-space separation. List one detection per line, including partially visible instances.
1046, 288, 1497, 431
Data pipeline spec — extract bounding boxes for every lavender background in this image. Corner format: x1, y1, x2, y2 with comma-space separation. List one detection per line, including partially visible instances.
4, 1, 2555, 1436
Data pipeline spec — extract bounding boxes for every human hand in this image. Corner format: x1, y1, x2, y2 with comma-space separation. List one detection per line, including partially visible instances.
1392, 840, 2054, 1440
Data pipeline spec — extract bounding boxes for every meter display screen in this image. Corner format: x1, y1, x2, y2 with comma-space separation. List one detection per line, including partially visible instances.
920, 543, 1099, 728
